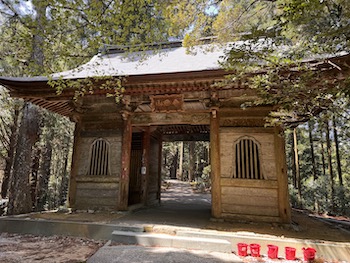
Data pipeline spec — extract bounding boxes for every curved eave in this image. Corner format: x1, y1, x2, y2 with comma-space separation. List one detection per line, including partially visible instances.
1, 52, 349, 118
0, 69, 230, 117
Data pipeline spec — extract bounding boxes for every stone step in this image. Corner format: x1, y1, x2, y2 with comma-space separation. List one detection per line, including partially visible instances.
111, 230, 233, 253
113, 225, 145, 233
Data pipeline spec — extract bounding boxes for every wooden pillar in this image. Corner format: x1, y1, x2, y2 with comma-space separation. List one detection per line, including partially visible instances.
157, 134, 163, 202
141, 127, 150, 205
68, 118, 82, 209
210, 108, 222, 218
118, 111, 132, 210
274, 126, 292, 223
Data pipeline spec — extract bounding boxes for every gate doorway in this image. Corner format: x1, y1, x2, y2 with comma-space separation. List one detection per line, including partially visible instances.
128, 124, 211, 212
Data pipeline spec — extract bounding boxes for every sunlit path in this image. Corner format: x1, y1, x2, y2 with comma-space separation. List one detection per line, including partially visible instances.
115, 180, 212, 228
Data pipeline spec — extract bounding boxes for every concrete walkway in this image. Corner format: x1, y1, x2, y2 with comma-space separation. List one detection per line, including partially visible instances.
88, 243, 241, 263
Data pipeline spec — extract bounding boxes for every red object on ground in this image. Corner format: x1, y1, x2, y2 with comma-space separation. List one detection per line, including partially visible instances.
237, 243, 248, 256
267, 244, 279, 259
250, 243, 261, 257
303, 247, 316, 261
285, 247, 296, 260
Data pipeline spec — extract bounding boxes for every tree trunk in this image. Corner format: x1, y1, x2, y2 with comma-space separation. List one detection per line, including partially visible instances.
58, 155, 69, 206
30, 0, 46, 75
332, 115, 345, 213
289, 131, 297, 188
169, 149, 178, 179
308, 120, 319, 212
320, 137, 327, 178
188, 141, 195, 181
332, 115, 343, 186
35, 127, 54, 211
308, 121, 317, 181
31, 148, 41, 208
1, 104, 20, 198
293, 128, 302, 208
325, 119, 335, 212
7, 103, 41, 215
178, 141, 184, 180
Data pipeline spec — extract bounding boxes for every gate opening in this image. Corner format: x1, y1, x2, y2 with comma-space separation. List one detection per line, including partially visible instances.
128, 125, 212, 215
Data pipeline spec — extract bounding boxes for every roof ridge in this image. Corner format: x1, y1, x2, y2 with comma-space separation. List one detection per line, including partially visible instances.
101, 41, 183, 55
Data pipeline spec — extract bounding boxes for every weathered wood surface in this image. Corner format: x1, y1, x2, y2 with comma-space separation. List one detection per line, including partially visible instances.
141, 128, 150, 205
118, 112, 132, 210
218, 124, 289, 222
274, 127, 292, 223
75, 180, 119, 210
221, 183, 279, 218
221, 213, 282, 223
147, 135, 161, 204
221, 178, 278, 188
132, 112, 210, 126
76, 137, 121, 177
220, 127, 277, 180
210, 108, 221, 218
222, 204, 279, 217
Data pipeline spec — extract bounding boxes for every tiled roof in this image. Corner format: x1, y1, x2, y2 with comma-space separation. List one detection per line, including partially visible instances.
51, 43, 227, 79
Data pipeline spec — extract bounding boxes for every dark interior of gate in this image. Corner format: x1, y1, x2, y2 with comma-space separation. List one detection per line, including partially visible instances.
128, 124, 211, 212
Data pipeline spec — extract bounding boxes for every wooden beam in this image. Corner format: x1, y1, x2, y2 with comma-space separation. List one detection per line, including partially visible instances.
118, 111, 132, 210
210, 107, 222, 218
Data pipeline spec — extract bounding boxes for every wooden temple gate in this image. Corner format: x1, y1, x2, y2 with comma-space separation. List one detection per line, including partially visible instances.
0, 42, 294, 223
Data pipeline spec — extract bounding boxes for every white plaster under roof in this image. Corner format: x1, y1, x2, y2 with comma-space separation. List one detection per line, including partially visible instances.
52, 43, 228, 79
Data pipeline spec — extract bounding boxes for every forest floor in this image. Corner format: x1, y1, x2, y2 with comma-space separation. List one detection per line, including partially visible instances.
0, 232, 104, 263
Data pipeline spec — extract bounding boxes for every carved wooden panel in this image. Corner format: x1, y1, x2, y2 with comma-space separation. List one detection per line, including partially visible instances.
132, 112, 210, 125
150, 94, 184, 112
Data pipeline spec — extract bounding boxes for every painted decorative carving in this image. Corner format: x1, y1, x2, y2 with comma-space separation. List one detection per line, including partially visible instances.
221, 118, 265, 127
150, 94, 184, 112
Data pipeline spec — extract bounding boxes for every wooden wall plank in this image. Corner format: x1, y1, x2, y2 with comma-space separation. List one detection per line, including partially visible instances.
222, 186, 277, 197
76, 182, 118, 190
222, 194, 278, 207
221, 213, 281, 223
221, 178, 278, 189
76, 197, 118, 208
76, 188, 118, 198
222, 203, 279, 217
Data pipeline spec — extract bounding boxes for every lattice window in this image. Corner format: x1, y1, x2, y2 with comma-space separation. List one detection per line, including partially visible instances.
88, 138, 110, 176
234, 137, 263, 179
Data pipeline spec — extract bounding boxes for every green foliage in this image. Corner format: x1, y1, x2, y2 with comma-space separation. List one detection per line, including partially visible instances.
48, 76, 125, 102
176, 0, 350, 125
162, 141, 210, 181
286, 111, 350, 216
